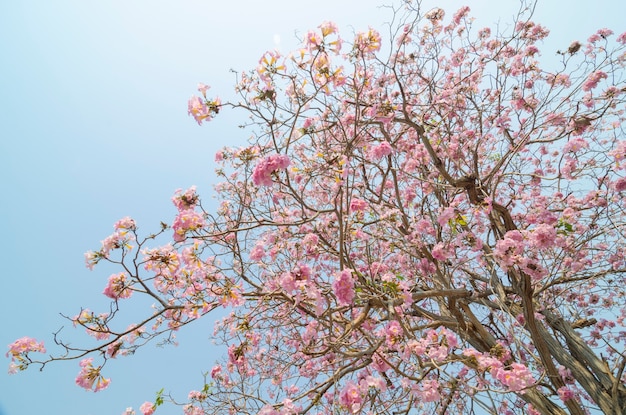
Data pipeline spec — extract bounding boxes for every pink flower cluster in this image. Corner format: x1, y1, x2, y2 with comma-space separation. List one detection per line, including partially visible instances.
75, 358, 111, 392
139, 402, 156, 415
338, 381, 362, 413
172, 186, 199, 211
367, 141, 393, 160
582, 70, 608, 92
463, 349, 535, 391
493, 363, 536, 391
354, 28, 381, 54
304, 21, 342, 54
172, 209, 206, 242
6, 337, 46, 374
188, 84, 221, 125
252, 154, 291, 187
114, 216, 136, 230
493, 230, 525, 267
332, 269, 355, 306
103, 272, 133, 299
349, 198, 368, 212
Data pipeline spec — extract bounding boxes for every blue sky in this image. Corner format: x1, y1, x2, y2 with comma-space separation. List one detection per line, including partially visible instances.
1, 1, 624, 414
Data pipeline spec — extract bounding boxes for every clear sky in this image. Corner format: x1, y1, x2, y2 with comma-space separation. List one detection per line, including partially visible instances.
1, 1, 624, 414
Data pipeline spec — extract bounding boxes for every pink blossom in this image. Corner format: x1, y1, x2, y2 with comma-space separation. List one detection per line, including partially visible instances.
354, 28, 381, 53
563, 137, 589, 153
368, 141, 393, 160
349, 198, 368, 212
385, 320, 403, 346
614, 177, 626, 192
101, 230, 134, 258
332, 269, 355, 306
436, 207, 456, 226
188, 95, 220, 125
339, 381, 362, 413
302, 233, 319, 253
252, 154, 291, 187
114, 216, 136, 230
139, 402, 155, 415
210, 364, 222, 379
6, 337, 46, 372
530, 224, 557, 249
197, 83, 210, 96
319, 21, 339, 37
494, 230, 525, 267
418, 379, 441, 402
249, 243, 266, 261
84, 250, 101, 270
452, 6, 470, 25
557, 386, 576, 402
183, 405, 204, 415
494, 363, 535, 391
172, 209, 206, 242
172, 186, 199, 211
431, 242, 448, 261
618, 32, 626, 44
75, 358, 111, 392
582, 70, 608, 92
188, 390, 207, 401
103, 272, 133, 299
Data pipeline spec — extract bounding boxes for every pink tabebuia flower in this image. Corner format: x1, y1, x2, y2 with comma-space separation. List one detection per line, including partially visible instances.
582, 70, 608, 92
114, 216, 136, 230
139, 402, 156, 415
252, 154, 291, 187
614, 177, 626, 192
558, 386, 576, 402
349, 198, 368, 212
368, 141, 393, 160
6, 337, 46, 373
172, 209, 206, 242
332, 269, 355, 306
172, 186, 199, 211
354, 28, 381, 53
530, 224, 557, 249
103, 272, 133, 299
75, 358, 111, 392
188, 85, 220, 125
417, 379, 441, 402
494, 363, 535, 391
339, 381, 362, 413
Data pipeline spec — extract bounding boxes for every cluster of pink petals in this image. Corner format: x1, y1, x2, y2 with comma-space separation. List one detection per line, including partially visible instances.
582, 70, 608, 92
188, 84, 221, 125
338, 381, 362, 413
6, 337, 46, 373
114, 216, 136, 230
349, 198, 368, 212
172, 186, 199, 211
172, 209, 206, 242
103, 272, 133, 299
75, 358, 110, 392
99, 229, 135, 259
6, 337, 46, 359
332, 269, 355, 306
251, 154, 291, 187
139, 402, 156, 415
416, 379, 441, 402
493, 230, 525, 267
367, 141, 393, 160
558, 386, 576, 402
354, 28, 381, 53
493, 363, 536, 391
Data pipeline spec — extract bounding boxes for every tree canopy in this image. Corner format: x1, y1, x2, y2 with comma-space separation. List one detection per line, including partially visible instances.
7, 1, 626, 414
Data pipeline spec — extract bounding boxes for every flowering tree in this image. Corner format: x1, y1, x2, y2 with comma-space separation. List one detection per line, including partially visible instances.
8, 1, 626, 414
